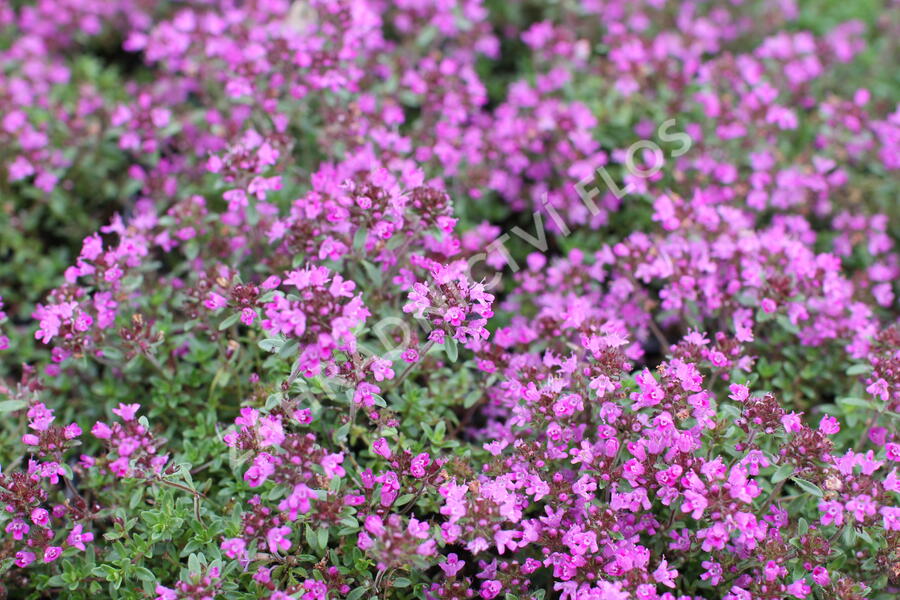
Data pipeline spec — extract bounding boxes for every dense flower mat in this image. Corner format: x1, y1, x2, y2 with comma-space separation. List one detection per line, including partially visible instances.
0, 1, 898, 599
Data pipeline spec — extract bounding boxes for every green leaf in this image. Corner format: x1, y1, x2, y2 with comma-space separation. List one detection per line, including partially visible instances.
258, 338, 284, 353
133, 567, 155, 582
99, 346, 123, 361
771, 463, 794, 483
433, 420, 446, 443
188, 553, 202, 574
334, 422, 350, 443
775, 314, 799, 334
843, 525, 857, 547
91, 564, 119, 581
857, 528, 874, 545
464, 390, 482, 408
277, 339, 299, 358
838, 396, 876, 410
360, 260, 382, 286
305, 525, 318, 551
395, 493, 415, 505
0, 399, 26, 413
444, 338, 458, 362
757, 359, 779, 378
218, 312, 241, 330
790, 477, 823, 498
346, 587, 368, 600
845, 364, 872, 376
353, 227, 368, 251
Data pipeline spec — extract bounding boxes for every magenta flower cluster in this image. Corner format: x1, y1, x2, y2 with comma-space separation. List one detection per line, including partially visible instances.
0, 1, 898, 599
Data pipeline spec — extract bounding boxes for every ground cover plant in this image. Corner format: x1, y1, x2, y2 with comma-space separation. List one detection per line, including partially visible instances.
0, 0, 899, 599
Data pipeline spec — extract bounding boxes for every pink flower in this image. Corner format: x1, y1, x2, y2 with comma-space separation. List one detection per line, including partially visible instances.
480, 580, 502, 599
364, 515, 385, 536
818, 415, 840, 435
321, 453, 345, 478
410, 452, 431, 478
357, 530, 374, 550
697, 523, 728, 551
27, 403, 54, 430
440, 553, 466, 577
244, 453, 275, 487
781, 412, 803, 433
885, 443, 900, 462
91, 421, 112, 440
444, 306, 464, 326
261, 276, 281, 290
221, 537, 246, 559
701, 561, 723, 586
372, 437, 391, 458
109, 456, 131, 477
66, 524, 94, 551
235, 407, 259, 427
866, 378, 889, 401
14, 551, 35, 568
494, 529, 520, 554
266, 526, 292, 554
728, 383, 750, 402
370, 358, 395, 382
818, 500, 844, 527
112, 403, 140, 421
882, 506, 900, 531
653, 558, 678, 588
5, 519, 29, 540
763, 560, 783, 582
353, 382, 379, 407
786, 579, 811, 598
154, 584, 177, 600
8, 156, 34, 180
681, 489, 708, 519
43, 546, 62, 563
205, 292, 228, 311
278, 483, 315, 520
253, 566, 272, 584
257, 415, 284, 447
30, 508, 50, 527
811, 566, 830, 586
407, 517, 429, 539
64, 423, 82, 439
302, 579, 328, 600
81, 234, 103, 260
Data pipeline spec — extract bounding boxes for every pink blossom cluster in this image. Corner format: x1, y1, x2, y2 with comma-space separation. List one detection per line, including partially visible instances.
91, 403, 170, 478
0, 0, 897, 599
0, 372, 94, 569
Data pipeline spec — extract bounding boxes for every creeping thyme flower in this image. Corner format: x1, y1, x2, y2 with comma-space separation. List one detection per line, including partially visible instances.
1, 1, 898, 598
